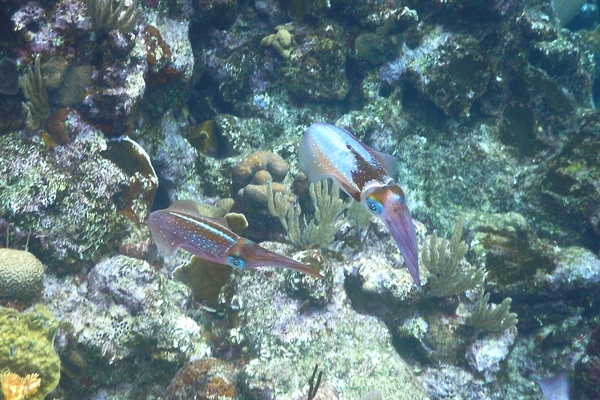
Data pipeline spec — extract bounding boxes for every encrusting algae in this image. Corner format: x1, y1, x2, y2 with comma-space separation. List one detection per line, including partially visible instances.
1, 372, 41, 400
0, 305, 60, 400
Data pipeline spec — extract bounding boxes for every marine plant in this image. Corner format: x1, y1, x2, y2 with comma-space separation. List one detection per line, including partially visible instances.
84, 0, 141, 39
464, 290, 518, 336
422, 219, 486, 298
18, 56, 50, 130
268, 180, 349, 249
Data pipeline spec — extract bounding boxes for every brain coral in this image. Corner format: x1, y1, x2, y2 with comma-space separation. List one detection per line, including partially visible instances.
231, 150, 289, 194
0, 249, 44, 300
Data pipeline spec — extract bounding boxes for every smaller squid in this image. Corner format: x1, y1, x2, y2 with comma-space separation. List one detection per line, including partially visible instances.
148, 200, 323, 278
299, 122, 420, 286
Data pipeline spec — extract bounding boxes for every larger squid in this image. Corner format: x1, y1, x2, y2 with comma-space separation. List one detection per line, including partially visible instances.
299, 122, 420, 286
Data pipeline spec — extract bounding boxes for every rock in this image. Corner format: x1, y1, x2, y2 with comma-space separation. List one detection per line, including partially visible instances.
0, 119, 156, 272
284, 23, 350, 101
166, 357, 239, 400
381, 28, 492, 118
573, 326, 600, 399
225, 242, 427, 399
465, 327, 517, 381
420, 365, 488, 400
44, 255, 212, 389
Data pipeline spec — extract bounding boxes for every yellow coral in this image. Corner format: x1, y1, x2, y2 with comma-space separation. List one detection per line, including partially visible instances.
260, 25, 294, 59
1, 372, 41, 400
0, 305, 60, 400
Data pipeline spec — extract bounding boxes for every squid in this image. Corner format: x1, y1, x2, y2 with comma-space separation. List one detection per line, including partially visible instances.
299, 122, 420, 286
148, 200, 323, 278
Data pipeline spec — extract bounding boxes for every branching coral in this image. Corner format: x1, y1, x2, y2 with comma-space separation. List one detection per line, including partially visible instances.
84, 0, 141, 39
465, 290, 518, 336
18, 56, 50, 130
422, 220, 486, 298
301, 180, 348, 247
267, 183, 292, 231
1, 372, 41, 400
267, 180, 349, 248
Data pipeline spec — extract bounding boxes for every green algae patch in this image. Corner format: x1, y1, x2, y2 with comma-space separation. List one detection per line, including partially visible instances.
0, 305, 60, 400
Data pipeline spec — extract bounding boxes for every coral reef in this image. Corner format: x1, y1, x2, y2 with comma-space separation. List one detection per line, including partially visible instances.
0, 305, 60, 400
282, 247, 334, 307
232, 151, 291, 211
291, 181, 349, 249
344, 218, 427, 307
573, 325, 600, 399
44, 255, 211, 391
354, 7, 418, 65
469, 212, 555, 292
0, 118, 156, 271
0, 249, 44, 301
288, 0, 329, 20
173, 256, 232, 305
420, 365, 488, 399
0, 0, 598, 397
224, 246, 428, 399
283, 23, 350, 101
233, 150, 289, 191
231, 150, 294, 239
165, 357, 238, 400
381, 27, 491, 118
465, 327, 517, 381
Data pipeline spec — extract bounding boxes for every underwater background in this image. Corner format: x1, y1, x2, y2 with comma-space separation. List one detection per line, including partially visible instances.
0, 0, 599, 398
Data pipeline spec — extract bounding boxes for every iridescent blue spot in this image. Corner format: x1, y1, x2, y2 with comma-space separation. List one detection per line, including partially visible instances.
366, 197, 383, 215
228, 256, 246, 269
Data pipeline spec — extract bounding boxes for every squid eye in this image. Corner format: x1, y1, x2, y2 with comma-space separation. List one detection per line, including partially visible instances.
227, 256, 247, 269
366, 197, 383, 215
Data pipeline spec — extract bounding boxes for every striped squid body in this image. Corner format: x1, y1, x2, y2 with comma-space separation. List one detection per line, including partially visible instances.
148, 200, 323, 278
299, 122, 420, 286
